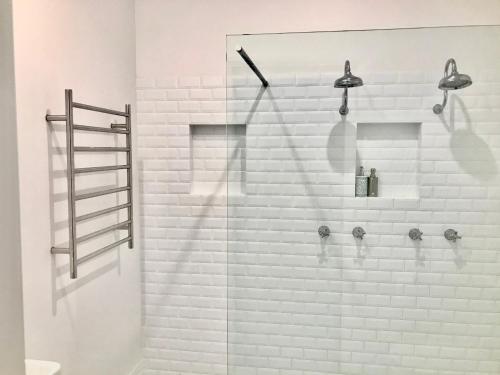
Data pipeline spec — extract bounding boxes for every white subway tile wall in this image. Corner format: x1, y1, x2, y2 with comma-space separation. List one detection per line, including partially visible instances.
137, 70, 500, 375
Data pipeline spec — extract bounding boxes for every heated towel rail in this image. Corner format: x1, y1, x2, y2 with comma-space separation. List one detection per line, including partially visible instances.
46, 89, 134, 279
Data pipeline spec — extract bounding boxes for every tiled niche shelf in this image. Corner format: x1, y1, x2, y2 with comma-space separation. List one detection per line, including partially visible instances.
356, 122, 421, 199
190, 123, 246, 196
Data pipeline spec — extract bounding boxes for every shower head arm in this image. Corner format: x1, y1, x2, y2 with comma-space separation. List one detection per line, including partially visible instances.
433, 89, 448, 114
344, 60, 352, 75
339, 87, 349, 116
444, 58, 458, 77
433, 58, 455, 114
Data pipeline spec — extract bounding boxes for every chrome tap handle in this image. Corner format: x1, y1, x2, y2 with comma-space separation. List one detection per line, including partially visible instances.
444, 229, 462, 242
352, 226, 366, 240
409, 228, 423, 241
318, 225, 331, 239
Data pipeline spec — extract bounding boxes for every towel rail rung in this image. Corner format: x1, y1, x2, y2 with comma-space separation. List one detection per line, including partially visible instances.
77, 220, 131, 243
75, 186, 130, 201
73, 101, 129, 117
74, 146, 130, 152
74, 165, 130, 174
77, 237, 131, 265
74, 124, 129, 134
76, 203, 131, 222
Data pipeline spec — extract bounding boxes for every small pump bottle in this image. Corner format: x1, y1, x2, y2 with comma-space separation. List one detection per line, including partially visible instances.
355, 166, 368, 197
368, 168, 378, 197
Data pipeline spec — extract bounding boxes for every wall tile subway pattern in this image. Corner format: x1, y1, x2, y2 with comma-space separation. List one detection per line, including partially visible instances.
137, 71, 500, 375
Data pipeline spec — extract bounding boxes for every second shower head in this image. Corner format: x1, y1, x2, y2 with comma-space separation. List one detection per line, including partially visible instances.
433, 58, 472, 114
438, 58, 472, 91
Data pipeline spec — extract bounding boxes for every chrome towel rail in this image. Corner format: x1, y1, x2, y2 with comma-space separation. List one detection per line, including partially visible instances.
46, 89, 134, 279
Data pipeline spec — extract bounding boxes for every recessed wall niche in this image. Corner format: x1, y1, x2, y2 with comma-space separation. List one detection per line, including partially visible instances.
190, 123, 246, 195
356, 122, 421, 199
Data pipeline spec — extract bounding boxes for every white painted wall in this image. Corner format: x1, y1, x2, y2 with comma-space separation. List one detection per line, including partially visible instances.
0, 0, 26, 374
12, 1, 141, 374
136, 0, 500, 78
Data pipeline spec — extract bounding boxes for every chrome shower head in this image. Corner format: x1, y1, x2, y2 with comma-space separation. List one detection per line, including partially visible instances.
433, 58, 472, 114
438, 58, 472, 90
334, 60, 364, 88
335, 60, 363, 115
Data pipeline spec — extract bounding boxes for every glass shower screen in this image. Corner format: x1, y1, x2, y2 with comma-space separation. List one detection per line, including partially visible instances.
226, 26, 500, 375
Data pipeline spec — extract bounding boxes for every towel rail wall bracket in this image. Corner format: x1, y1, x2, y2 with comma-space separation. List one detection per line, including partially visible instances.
46, 89, 134, 279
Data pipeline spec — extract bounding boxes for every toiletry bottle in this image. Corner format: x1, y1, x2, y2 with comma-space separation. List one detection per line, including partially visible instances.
368, 168, 378, 197
355, 166, 368, 197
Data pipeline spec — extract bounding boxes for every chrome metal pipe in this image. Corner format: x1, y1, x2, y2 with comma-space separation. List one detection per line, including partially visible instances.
76, 220, 131, 243
51, 247, 70, 254
74, 146, 130, 152
125, 104, 134, 249
74, 124, 129, 134
77, 236, 131, 265
75, 203, 131, 222
74, 164, 130, 174
236, 46, 269, 88
73, 102, 129, 117
339, 88, 349, 116
46, 89, 77, 277
110, 124, 127, 129
66, 90, 78, 278
433, 90, 448, 114
75, 186, 130, 201
46, 115, 67, 122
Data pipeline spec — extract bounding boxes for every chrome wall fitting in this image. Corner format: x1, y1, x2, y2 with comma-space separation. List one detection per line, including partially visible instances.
433, 58, 472, 114
318, 225, 331, 238
444, 229, 462, 242
352, 226, 366, 239
409, 228, 423, 241
334, 60, 364, 116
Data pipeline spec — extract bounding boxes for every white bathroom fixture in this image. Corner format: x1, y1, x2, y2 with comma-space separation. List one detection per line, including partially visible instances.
25, 360, 61, 375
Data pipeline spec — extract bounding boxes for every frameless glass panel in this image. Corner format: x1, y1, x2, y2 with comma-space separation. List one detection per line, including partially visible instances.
227, 26, 500, 375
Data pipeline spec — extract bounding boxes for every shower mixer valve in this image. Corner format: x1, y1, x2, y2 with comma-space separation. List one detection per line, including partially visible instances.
318, 225, 331, 239
444, 229, 462, 242
409, 228, 423, 241
352, 227, 366, 239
